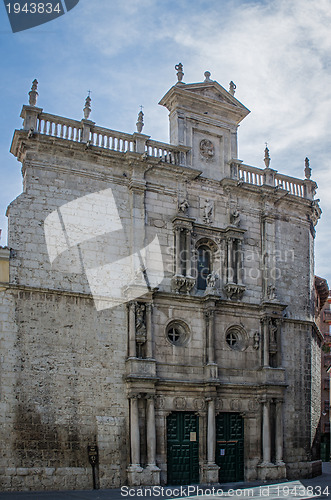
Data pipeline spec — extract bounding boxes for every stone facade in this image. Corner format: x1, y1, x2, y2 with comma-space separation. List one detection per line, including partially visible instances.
0, 68, 323, 490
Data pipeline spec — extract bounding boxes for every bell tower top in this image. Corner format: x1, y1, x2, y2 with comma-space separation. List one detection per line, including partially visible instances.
159, 66, 250, 181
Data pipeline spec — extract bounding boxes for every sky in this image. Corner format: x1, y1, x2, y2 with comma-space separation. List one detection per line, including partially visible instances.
0, 0, 330, 284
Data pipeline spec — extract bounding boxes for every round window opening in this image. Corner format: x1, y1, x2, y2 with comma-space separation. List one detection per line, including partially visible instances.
166, 321, 189, 346
225, 326, 247, 351
226, 331, 238, 348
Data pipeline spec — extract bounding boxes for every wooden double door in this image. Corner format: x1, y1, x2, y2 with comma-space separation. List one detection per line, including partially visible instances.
216, 413, 244, 482
167, 412, 199, 485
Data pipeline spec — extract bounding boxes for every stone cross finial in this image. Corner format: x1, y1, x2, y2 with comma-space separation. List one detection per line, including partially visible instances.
204, 71, 211, 82
305, 157, 311, 179
175, 63, 184, 83
264, 143, 271, 168
28, 79, 38, 106
229, 81, 236, 96
83, 94, 92, 120
136, 108, 144, 133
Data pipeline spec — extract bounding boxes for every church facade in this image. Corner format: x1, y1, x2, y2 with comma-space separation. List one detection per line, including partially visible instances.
0, 66, 323, 491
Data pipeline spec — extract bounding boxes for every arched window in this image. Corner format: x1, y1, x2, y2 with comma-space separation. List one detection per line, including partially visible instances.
197, 245, 211, 290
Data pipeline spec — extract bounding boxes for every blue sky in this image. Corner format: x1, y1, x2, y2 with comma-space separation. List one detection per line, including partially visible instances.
0, 0, 330, 284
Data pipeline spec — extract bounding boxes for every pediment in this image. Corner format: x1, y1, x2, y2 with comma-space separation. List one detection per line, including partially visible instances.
185, 84, 236, 106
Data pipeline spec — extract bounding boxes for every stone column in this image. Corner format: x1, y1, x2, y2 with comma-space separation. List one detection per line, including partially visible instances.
237, 240, 243, 285
227, 237, 233, 283
207, 398, 216, 464
175, 227, 182, 275
261, 398, 271, 464
207, 311, 215, 364
262, 318, 269, 367
275, 398, 284, 464
146, 303, 153, 359
185, 229, 192, 276
128, 302, 136, 358
129, 395, 141, 467
146, 395, 157, 468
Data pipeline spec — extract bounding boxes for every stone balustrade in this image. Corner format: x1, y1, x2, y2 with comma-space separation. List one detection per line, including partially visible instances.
37, 113, 82, 142
275, 173, 305, 197
29, 110, 189, 166
236, 162, 311, 199
27, 109, 314, 197
238, 164, 264, 186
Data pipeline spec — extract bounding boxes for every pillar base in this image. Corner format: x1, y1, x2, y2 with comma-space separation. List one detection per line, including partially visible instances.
127, 465, 160, 486
202, 463, 220, 484
257, 463, 286, 481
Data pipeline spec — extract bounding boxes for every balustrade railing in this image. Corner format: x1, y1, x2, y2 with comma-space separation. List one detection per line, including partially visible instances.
32, 112, 308, 199
236, 163, 306, 198
238, 164, 264, 186
34, 113, 187, 165
89, 127, 135, 152
275, 173, 305, 197
37, 113, 82, 142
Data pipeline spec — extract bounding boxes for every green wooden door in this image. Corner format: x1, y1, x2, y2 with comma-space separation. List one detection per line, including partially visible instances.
167, 412, 199, 485
216, 413, 244, 482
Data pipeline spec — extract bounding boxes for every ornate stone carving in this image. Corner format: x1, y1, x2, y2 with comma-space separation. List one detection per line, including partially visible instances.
230, 209, 240, 227
28, 79, 38, 106
136, 109, 144, 133
304, 157, 311, 180
202, 199, 214, 224
193, 398, 206, 411
248, 399, 259, 411
174, 397, 186, 410
178, 198, 189, 215
83, 94, 91, 120
253, 331, 260, 350
200, 140, 215, 160
224, 283, 246, 300
267, 285, 278, 302
264, 144, 271, 168
231, 399, 242, 411
269, 319, 278, 355
175, 63, 184, 83
215, 399, 223, 411
135, 303, 147, 344
229, 81, 236, 96
155, 396, 165, 410
171, 275, 195, 294
205, 272, 219, 295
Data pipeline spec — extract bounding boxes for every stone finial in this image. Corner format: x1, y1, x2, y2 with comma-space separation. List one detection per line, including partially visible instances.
175, 63, 184, 83
229, 81, 236, 96
28, 79, 38, 106
264, 143, 271, 168
204, 71, 211, 82
83, 94, 91, 120
305, 157, 311, 179
136, 107, 144, 133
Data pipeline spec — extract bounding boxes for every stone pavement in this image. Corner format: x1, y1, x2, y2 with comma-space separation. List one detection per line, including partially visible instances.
0, 463, 330, 500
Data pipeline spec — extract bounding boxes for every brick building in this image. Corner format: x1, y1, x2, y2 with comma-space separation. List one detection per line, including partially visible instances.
0, 66, 324, 490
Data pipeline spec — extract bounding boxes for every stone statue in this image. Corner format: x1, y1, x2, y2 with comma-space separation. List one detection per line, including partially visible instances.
203, 199, 213, 224
305, 157, 311, 180
135, 304, 146, 335
229, 81, 236, 96
136, 109, 144, 133
267, 285, 277, 301
83, 95, 92, 120
230, 209, 240, 227
264, 144, 271, 169
28, 79, 38, 107
206, 272, 218, 289
175, 63, 184, 83
178, 198, 189, 215
253, 331, 260, 350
